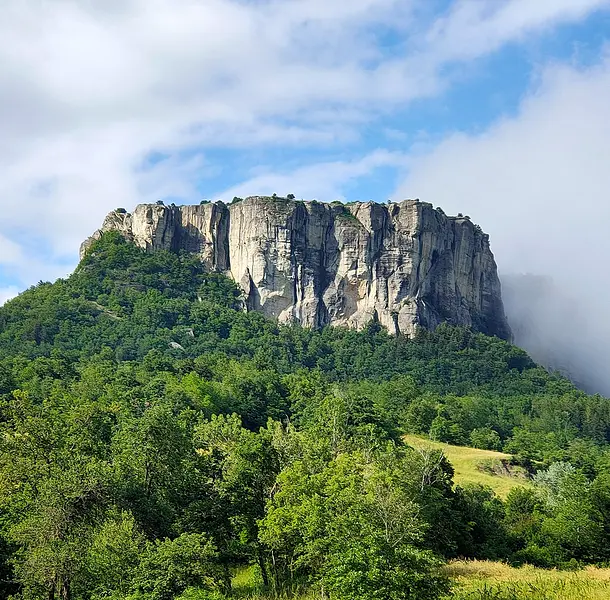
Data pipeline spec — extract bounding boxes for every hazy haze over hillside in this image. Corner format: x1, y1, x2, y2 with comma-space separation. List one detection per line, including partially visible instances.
395, 58, 610, 394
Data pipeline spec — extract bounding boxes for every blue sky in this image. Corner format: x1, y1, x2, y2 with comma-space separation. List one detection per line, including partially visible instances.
1, 0, 610, 306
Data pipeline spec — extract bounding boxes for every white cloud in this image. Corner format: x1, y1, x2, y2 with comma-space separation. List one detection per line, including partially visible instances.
222, 150, 408, 201
0, 234, 23, 266
0, 0, 608, 292
0, 286, 19, 306
424, 0, 610, 62
396, 54, 610, 393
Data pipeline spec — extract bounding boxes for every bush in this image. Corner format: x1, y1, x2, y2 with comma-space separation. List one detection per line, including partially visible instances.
430, 416, 466, 445
470, 428, 502, 451
133, 534, 225, 600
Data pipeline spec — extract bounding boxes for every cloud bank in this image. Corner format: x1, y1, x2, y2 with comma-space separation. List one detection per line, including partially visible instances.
396, 54, 610, 394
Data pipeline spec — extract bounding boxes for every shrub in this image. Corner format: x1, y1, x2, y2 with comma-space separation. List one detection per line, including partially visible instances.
133, 533, 225, 600
470, 428, 502, 451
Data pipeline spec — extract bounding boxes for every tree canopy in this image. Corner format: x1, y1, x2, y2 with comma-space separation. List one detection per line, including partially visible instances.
1, 233, 610, 599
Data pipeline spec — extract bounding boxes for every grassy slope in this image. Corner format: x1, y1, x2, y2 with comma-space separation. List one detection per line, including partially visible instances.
404, 435, 531, 499
445, 560, 610, 599
232, 562, 610, 599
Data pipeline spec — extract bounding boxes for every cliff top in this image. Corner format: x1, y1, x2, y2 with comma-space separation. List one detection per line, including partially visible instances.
110, 195, 480, 226
115, 195, 452, 211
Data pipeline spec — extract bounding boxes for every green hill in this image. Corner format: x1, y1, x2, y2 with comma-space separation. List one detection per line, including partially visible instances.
2, 233, 610, 600
405, 435, 532, 498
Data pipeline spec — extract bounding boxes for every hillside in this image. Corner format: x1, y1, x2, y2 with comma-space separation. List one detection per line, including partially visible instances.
404, 435, 531, 498
2, 233, 610, 600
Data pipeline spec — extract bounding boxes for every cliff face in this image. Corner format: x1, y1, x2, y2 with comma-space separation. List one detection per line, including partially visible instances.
81, 197, 511, 339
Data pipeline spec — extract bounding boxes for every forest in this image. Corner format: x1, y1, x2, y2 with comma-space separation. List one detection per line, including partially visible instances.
2, 232, 610, 599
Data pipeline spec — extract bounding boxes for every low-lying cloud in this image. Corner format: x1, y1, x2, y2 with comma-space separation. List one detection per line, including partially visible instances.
396, 54, 610, 394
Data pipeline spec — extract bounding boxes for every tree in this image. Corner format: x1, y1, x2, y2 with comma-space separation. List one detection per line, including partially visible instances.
0, 391, 114, 600
260, 450, 449, 599
133, 533, 223, 600
195, 415, 280, 587
85, 510, 145, 598
429, 415, 466, 445
112, 400, 192, 537
297, 388, 400, 457
404, 396, 438, 435
452, 485, 509, 559
470, 427, 502, 451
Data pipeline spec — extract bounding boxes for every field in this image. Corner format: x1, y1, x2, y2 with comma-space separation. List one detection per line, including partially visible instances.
231, 562, 610, 599
445, 560, 610, 599
404, 435, 531, 498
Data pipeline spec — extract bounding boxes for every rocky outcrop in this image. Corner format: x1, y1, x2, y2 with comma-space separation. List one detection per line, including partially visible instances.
81, 197, 511, 339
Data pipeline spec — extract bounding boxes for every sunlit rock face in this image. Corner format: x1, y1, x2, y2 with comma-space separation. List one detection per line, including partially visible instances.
82, 196, 511, 339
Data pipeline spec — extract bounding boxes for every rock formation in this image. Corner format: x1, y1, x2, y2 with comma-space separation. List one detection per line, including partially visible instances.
81, 197, 511, 339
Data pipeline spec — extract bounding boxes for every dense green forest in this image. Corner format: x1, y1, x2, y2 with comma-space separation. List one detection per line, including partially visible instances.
2, 232, 610, 600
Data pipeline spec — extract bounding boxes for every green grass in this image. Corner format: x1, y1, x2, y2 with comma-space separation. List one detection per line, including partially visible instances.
444, 560, 610, 600
232, 561, 610, 599
404, 435, 531, 498
231, 566, 315, 599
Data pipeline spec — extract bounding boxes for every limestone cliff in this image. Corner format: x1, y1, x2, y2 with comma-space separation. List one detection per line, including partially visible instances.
81, 197, 511, 339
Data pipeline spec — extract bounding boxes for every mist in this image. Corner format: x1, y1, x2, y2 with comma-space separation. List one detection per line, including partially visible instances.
397, 56, 610, 395
501, 274, 609, 395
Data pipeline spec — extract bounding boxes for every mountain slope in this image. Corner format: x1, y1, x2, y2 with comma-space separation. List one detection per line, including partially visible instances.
2, 232, 610, 599
0, 232, 608, 459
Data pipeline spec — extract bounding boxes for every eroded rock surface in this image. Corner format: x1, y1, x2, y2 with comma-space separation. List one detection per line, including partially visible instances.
81, 197, 511, 339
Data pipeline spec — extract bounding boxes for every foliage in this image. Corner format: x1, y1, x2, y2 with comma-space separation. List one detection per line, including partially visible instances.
470, 428, 502, 451
1, 233, 610, 598
259, 448, 449, 599
133, 533, 223, 600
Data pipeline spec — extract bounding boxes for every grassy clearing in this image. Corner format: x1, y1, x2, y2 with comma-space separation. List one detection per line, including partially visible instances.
232, 562, 610, 599
404, 435, 531, 498
445, 560, 610, 599
231, 566, 315, 599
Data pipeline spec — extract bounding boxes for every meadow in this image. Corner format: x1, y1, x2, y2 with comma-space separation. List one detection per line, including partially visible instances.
230, 562, 610, 600
403, 435, 531, 498
445, 560, 610, 599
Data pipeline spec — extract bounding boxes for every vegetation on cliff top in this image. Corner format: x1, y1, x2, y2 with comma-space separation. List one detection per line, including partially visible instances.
2, 233, 610, 599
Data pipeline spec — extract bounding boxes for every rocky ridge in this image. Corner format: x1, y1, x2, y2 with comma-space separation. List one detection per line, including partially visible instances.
81, 196, 511, 339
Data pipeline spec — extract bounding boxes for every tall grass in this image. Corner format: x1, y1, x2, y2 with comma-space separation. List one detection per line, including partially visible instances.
231, 561, 610, 600
231, 566, 317, 600
445, 560, 610, 600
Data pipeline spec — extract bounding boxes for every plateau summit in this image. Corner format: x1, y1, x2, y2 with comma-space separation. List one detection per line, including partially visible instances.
82, 196, 510, 340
